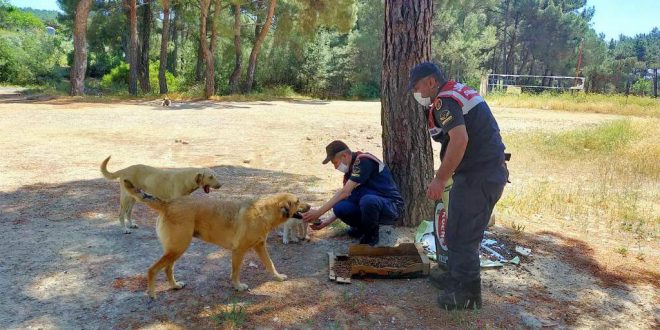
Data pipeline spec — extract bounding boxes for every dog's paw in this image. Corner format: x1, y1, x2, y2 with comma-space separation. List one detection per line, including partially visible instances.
282, 238, 289, 245
129, 224, 139, 229
172, 281, 186, 290
123, 228, 132, 234
290, 237, 299, 243
146, 290, 157, 299
274, 273, 288, 282
233, 283, 248, 291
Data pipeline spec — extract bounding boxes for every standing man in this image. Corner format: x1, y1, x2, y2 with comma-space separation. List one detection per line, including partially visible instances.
302, 140, 404, 246
408, 62, 508, 310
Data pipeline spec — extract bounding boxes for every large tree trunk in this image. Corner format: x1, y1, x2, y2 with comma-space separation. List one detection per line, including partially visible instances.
228, 1, 242, 94
70, 0, 92, 96
159, 0, 170, 94
126, 0, 138, 96
199, 0, 210, 87
244, 0, 276, 93
138, 0, 153, 93
207, 0, 221, 97
168, 2, 178, 75
654, 68, 658, 98
381, 0, 435, 227
504, 13, 519, 75
195, 35, 204, 81
199, 0, 220, 99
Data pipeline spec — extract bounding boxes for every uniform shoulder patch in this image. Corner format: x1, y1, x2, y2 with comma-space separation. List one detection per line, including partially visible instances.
439, 109, 453, 126
432, 97, 442, 110
351, 158, 361, 176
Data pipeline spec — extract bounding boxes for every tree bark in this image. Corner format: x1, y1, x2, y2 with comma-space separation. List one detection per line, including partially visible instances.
199, 0, 220, 99
126, 0, 139, 96
381, 0, 435, 227
505, 12, 519, 75
159, 0, 170, 94
654, 68, 658, 98
228, 1, 242, 94
168, 2, 178, 75
244, 0, 276, 93
208, 0, 221, 97
199, 0, 210, 90
70, 0, 92, 96
138, 0, 153, 93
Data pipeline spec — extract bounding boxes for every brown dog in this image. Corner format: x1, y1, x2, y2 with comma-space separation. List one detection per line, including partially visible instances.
100, 156, 222, 233
122, 179, 310, 299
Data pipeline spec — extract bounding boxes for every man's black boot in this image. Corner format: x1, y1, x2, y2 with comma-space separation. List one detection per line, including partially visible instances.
346, 226, 363, 238
437, 279, 482, 310
428, 269, 458, 290
359, 229, 379, 246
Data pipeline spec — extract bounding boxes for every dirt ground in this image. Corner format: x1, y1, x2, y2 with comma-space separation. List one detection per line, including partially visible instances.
0, 89, 657, 329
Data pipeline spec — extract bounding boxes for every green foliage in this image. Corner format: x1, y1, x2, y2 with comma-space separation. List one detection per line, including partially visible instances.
101, 61, 180, 94
348, 83, 379, 99
0, 30, 65, 85
631, 78, 652, 96
0, 2, 45, 30
1, 0, 657, 98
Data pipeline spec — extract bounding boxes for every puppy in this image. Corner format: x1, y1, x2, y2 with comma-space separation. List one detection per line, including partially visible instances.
161, 97, 171, 107
282, 218, 309, 244
100, 156, 222, 233
122, 179, 310, 298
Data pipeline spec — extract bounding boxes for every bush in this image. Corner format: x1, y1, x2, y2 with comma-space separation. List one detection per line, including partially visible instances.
0, 30, 62, 85
348, 83, 379, 100
100, 61, 181, 94
631, 78, 652, 96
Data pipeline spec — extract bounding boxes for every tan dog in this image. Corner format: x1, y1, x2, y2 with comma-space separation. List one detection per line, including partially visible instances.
122, 179, 310, 299
100, 156, 222, 233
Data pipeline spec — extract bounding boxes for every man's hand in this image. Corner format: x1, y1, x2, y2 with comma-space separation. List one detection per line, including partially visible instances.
310, 217, 333, 230
426, 177, 446, 201
302, 208, 324, 223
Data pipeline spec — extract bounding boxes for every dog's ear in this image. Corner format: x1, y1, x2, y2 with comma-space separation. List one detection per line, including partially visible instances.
195, 173, 203, 185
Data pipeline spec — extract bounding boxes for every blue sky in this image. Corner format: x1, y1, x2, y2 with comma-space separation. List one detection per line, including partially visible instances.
7, 0, 659, 41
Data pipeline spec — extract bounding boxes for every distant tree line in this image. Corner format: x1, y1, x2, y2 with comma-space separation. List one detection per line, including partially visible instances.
0, 0, 657, 98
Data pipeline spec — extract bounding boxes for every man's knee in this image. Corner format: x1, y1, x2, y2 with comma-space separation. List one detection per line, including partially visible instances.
359, 194, 382, 210
333, 201, 355, 219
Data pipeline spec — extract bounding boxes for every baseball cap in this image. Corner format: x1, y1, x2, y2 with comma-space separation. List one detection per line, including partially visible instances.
407, 62, 446, 91
322, 140, 349, 164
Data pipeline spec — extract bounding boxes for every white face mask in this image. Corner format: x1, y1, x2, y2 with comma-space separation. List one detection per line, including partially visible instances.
337, 162, 349, 174
414, 92, 431, 107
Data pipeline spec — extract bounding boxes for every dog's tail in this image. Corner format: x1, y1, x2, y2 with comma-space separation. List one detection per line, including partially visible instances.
121, 179, 167, 212
100, 156, 118, 180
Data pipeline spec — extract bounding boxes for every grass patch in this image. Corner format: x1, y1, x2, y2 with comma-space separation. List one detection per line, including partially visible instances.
211, 299, 248, 328
499, 118, 659, 240
487, 92, 660, 117
532, 119, 636, 156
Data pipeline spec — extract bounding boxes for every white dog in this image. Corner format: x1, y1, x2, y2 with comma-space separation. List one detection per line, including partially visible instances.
281, 218, 309, 244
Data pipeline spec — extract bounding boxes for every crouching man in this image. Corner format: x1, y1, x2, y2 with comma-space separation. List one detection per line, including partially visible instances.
302, 140, 404, 246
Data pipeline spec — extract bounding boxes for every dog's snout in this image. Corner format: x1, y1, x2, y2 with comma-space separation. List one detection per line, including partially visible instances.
299, 203, 311, 213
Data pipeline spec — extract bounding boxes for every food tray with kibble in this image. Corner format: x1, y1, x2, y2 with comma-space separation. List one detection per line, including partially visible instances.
328, 243, 431, 284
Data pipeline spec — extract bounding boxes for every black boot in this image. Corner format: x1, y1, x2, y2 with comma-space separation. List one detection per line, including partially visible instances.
359, 229, 379, 246
346, 226, 363, 238
428, 270, 458, 290
437, 279, 482, 310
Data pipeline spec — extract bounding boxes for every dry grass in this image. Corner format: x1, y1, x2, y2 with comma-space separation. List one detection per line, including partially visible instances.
487, 92, 660, 117
498, 117, 659, 272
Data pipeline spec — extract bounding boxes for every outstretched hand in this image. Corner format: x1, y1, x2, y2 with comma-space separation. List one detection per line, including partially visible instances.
302, 208, 323, 223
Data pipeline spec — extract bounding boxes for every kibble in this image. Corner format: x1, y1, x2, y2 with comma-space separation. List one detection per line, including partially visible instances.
332, 255, 421, 279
